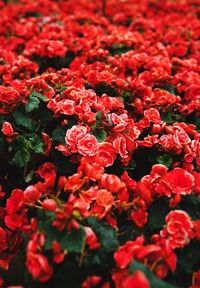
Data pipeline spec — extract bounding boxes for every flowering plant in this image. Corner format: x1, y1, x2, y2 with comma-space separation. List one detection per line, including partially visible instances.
0, 0, 200, 287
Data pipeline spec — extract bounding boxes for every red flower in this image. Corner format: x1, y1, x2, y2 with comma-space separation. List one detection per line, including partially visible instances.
173, 128, 191, 147
131, 208, 148, 228
135, 182, 152, 204
52, 241, 65, 264
77, 134, 98, 157
112, 270, 150, 288
26, 252, 53, 282
78, 157, 104, 181
82, 276, 101, 288
84, 227, 101, 250
100, 174, 124, 193
0, 227, 6, 253
42, 199, 57, 211
108, 113, 128, 132
91, 142, 116, 167
1, 122, 14, 136
192, 172, 200, 195
160, 210, 194, 249
96, 189, 114, 209
156, 168, 194, 198
113, 135, 127, 158
41, 132, 52, 157
144, 108, 162, 124
190, 270, 200, 288
193, 220, 200, 240
56, 99, 75, 116
121, 271, 150, 288
114, 237, 144, 269
24, 185, 41, 203
65, 125, 87, 150
36, 162, 57, 193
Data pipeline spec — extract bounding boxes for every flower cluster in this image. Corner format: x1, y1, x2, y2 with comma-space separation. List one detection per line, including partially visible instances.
0, 0, 199, 287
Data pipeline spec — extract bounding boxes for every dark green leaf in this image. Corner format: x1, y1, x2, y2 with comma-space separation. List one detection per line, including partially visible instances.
30, 91, 48, 102
38, 210, 86, 253
157, 154, 172, 168
147, 197, 170, 232
60, 227, 86, 253
13, 135, 29, 150
13, 107, 39, 132
25, 96, 40, 112
92, 129, 107, 143
24, 170, 34, 183
179, 195, 200, 220
109, 44, 131, 56
52, 126, 66, 144
59, 86, 67, 92
0, 137, 5, 152
87, 217, 119, 251
162, 85, 177, 95
12, 148, 31, 168
195, 114, 200, 131
121, 90, 132, 98
29, 136, 44, 154
161, 111, 180, 124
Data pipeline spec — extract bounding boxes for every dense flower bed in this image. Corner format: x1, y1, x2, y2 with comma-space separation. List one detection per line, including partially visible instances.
0, 0, 200, 287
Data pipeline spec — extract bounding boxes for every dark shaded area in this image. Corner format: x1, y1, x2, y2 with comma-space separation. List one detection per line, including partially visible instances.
32, 51, 76, 74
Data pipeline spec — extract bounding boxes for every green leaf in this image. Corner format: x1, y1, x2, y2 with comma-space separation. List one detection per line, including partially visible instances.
92, 129, 107, 143
25, 96, 40, 112
52, 126, 66, 144
129, 260, 179, 288
121, 90, 132, 98
147, 197, 170, 232
109, 44, 131, 56
95, 111, 103, 126
160, 111, 180, 124
162, 85, 177, 95
179, 195, 200, 220
38, 210, 86, 253
24, 170, 34, 183
12, 148, 31, 168
13, 107, 39, 132
13, 135, 29, 150
60, 227, 86, 253
29, 136, 44, 154
59, 86, 67, 92
30, 91, 48, 102
157, 154, 172, 168
195, 114, 200, 131
87, 217, 119, 251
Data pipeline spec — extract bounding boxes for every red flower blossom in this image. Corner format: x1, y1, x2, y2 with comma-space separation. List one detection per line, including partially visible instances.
42, 199, 57, 211
121, 271, 150, 288
77, 134, 98, 157
24, 185, 41, 203
26, 252, 53, 282
5, 189, 25, 230
156, 168, 194, 198
100, 174, 124, 193
190, 270, 200, 288
82, 275, 101, 288
84, 227, 100, 250
144, 108, 162, 124
91, 142, 116, 167
65, 125, 87, 150
1, 122, 14, 136
160, 210, 194, 248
